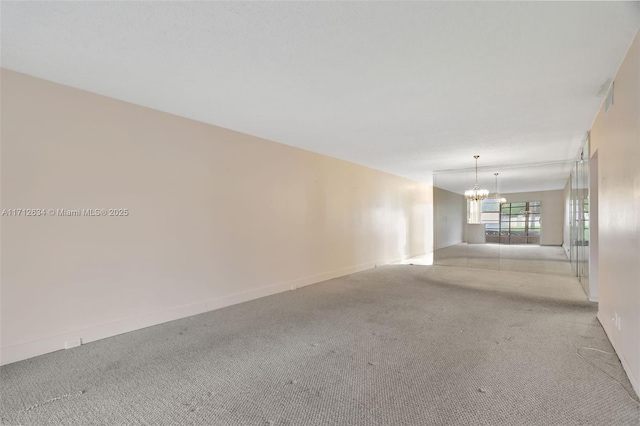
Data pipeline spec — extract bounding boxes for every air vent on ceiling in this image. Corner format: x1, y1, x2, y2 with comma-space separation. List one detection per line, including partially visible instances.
605, 82, 614, 113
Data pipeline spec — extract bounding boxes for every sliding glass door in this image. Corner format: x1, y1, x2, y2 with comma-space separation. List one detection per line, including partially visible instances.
498, 201, 541, 245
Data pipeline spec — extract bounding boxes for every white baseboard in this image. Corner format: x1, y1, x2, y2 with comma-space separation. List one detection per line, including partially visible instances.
0, 260, 379, 366
0, 301, 208, 366
596, 311, 640, 399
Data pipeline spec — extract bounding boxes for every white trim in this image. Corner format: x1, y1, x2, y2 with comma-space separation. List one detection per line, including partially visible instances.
0, 260, 385, 366
597, 311, 640, 398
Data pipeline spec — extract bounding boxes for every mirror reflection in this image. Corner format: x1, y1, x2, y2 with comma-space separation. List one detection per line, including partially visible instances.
434, 161, 583, 276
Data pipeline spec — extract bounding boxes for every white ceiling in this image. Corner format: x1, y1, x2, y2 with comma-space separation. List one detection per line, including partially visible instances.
434, 161, 576, 195
2, 2, 639, 192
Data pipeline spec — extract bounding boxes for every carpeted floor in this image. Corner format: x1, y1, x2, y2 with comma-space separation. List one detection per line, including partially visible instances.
1, 265, 638, 425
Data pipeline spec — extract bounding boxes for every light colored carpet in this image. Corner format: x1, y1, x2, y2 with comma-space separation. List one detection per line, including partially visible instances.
435, 244, 573, 276
1, 265, 638, 425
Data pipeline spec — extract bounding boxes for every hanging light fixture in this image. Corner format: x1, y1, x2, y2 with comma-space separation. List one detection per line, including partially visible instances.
464, 155, 489, 201
491, 172, 507, 204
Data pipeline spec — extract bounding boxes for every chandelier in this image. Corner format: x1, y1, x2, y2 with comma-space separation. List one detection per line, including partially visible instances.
491, 172, 507, 204
464, 155, 489, 201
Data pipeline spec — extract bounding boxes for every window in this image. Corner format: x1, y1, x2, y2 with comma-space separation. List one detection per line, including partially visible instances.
497, 201, 541, 245
480, 198, 501, 242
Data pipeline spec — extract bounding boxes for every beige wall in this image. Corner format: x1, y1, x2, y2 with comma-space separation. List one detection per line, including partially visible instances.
434, 187, 465, 249
501, 189, 566, 246
0, 69, 433, 364
589, 30, 640, 397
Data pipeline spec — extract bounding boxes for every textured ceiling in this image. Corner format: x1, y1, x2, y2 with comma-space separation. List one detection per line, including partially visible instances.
2, 2, 639, 192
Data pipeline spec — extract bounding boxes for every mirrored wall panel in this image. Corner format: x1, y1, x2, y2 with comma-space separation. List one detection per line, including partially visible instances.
433, 161, 584, 276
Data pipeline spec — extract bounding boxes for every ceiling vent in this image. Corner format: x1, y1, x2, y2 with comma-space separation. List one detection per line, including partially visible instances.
605, 82, 614, 113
